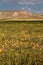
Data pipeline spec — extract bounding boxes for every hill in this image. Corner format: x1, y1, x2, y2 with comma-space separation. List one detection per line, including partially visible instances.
0, 10, 43, 20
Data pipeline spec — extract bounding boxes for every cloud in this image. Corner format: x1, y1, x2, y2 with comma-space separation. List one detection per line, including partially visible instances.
28, 8, 31, 11
1, 0, 11, 3
21, 7, 25, 10
32, 10, 43, 14
1, 0, 17, 4
1, 0, 43, 5
21, 6, 43, 14
18, 0, 43, 5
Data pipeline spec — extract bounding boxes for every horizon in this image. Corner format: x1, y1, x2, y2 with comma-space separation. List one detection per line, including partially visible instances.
0, 0, 43, 14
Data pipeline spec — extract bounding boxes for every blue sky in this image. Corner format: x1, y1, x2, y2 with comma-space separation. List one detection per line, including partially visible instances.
0, 0, 43, 13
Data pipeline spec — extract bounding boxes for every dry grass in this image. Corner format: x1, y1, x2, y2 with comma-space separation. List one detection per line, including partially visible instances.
0, 21, 43, 65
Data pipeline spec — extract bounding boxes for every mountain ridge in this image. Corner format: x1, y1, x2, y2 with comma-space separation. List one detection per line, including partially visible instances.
0, 10, 43, 20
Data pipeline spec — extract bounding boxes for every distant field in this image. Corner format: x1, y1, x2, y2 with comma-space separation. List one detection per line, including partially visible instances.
0, 20, 43, 65
0, 18, 43, 22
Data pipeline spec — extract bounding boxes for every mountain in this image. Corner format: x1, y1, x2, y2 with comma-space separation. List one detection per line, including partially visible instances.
0, 10, 43, 20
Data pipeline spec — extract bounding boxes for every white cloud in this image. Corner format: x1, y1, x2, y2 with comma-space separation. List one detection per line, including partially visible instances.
28, 8, 31, 11
21, 6, 43, 14
21, 7, 25, 10
1, 0, 43, 5
1, 0, 16, 3
32, 10, 43, 14
18, 0, 43, 5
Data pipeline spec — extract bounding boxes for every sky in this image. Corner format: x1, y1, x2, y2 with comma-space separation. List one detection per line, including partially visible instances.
0, 0, 43, 14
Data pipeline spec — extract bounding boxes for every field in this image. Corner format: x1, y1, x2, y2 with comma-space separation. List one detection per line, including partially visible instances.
0, 21, 43, 65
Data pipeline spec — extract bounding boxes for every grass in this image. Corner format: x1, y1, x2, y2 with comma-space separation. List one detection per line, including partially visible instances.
0, 20, 43, 65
